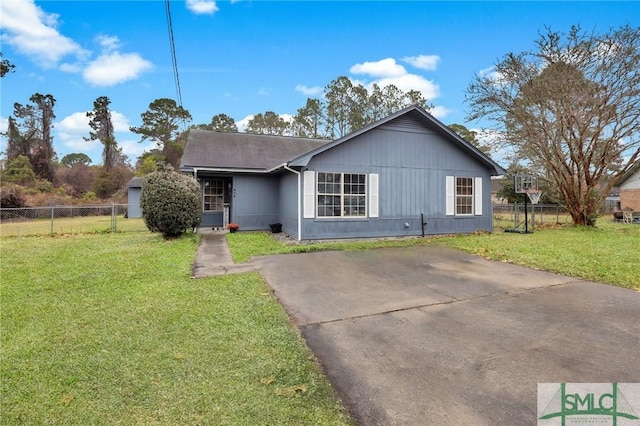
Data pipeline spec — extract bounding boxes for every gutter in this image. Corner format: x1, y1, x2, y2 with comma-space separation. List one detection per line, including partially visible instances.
283, 165, 302, 241
184, 163, 288, 175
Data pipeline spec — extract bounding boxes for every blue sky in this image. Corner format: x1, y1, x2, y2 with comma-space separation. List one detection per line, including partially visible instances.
1, 0, 638, 165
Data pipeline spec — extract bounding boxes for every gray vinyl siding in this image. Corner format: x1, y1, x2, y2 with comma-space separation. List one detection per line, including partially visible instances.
301, 115, 493, 239
278, 172, 299, 238
232, 175, 280, 230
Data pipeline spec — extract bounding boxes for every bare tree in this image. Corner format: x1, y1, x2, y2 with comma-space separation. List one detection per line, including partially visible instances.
466, 25, 640, 225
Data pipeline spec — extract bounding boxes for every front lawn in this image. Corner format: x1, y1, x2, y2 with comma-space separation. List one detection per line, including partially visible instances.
0, 232, 353, 425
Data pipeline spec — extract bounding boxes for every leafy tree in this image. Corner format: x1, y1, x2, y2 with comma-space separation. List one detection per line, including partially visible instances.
325, 76, 369, 138
195, 113, 238, 132
60, 153, 92, 167
135, 152, 159, 176
1, 155, 36, 186
1, 52, 15, 77
130, 98, 192, 166
85, 96, 118, 171
246, 111, 290, 135
299, 76, 434, 139
448, 124, 491, 155
4, 117, 32, 161
290, 98, 327, 138
10, 93, 57, 182
466, 25, 640, 226
92, 166, 132, 199
140, 165, 201, 238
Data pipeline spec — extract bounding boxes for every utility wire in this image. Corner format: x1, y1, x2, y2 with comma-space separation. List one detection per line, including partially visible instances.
165, 0, 184, 109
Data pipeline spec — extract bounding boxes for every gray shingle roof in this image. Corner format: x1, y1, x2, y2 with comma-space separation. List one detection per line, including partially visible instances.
180, 130, 330, 171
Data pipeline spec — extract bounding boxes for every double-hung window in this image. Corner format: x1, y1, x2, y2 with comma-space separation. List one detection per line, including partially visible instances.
203, 179, 224, 212
446, 176, 482, 216
317, 172, 367, 217
456, 177, 474, 215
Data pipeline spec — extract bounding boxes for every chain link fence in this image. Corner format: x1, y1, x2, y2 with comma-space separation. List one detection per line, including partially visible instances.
0, 204, 146, 237
493, 203, 572, 229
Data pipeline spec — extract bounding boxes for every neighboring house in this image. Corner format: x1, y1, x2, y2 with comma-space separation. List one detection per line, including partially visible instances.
490, 176, 507, 204
126, 176, 144, 218
617, 162, 640, 211
180, 105, 506, 240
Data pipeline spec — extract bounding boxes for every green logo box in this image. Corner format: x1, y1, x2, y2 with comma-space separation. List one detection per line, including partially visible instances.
538, 383, 640, 425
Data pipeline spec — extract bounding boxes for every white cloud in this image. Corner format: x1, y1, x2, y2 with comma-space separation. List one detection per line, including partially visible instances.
96, 34, 121, 52
83, 52, 153, 87
371, 74, 440, 100
57, 112, 96, 152
110, 111, 131, 132
0, 116, 8, 154
186, 0, 219, 15
119, 138, 154, 160
236, 114, 253, 132
0, 0, 88, 68
478, 66, 505, 85
428, 105, 453, 119
350, 58, 407, 78
295, 84, 323, 96
56, 111, 141, 161
347, 57, 441, 102
402, 54, 440, 71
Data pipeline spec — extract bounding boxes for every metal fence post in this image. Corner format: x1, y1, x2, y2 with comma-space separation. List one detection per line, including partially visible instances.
111, 203, 116, 232
51, 206, 54, 234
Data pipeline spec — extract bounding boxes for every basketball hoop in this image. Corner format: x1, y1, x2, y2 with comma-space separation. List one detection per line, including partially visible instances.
525, 189, 542, 205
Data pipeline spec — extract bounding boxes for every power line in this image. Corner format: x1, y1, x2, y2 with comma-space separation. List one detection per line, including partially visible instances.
165, 0, 183, 108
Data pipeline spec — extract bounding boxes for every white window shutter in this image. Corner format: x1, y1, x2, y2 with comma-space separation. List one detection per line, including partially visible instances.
446, 176, 455, 216
303, 171, 315, 219
369, 174, 379, 218
475, 177, 483, 215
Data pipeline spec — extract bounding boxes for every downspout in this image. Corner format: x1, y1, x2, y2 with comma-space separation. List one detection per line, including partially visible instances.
283, 165, 302, 241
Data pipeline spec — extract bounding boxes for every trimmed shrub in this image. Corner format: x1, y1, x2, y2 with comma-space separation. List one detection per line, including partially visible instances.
140, 166, 201, 238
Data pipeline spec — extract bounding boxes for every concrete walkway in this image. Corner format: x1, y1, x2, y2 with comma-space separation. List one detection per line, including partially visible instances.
191, 229, 258, 277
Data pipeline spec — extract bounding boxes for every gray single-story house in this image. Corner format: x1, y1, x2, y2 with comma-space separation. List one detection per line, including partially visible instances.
179, 105, 506, 240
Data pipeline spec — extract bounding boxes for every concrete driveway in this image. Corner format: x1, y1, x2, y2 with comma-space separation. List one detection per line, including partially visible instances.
257, 245, 640, 425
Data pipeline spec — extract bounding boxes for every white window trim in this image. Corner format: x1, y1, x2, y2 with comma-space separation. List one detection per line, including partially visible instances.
456, 176, 474, 216
316, 172, 368, 218
447, 176, 482, 217
203, 179, 224, 212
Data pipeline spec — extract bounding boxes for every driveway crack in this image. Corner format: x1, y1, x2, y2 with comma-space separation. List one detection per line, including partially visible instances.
302, 280, 577, 327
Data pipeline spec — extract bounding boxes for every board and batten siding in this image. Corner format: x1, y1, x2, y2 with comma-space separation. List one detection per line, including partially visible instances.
278, 172, 299, 238
232, 175, 280, 230
300, 114, 494, 239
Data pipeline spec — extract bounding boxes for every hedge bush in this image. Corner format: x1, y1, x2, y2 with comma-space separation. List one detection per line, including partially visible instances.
140, 166, 201, 238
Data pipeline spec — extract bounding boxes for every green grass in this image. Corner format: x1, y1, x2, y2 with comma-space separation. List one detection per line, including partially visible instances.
438, 221, 640, 290
1, 233, 353, 425
227, 221, 640, 290
226, 231, 430, 264
0, 216, 147, 237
